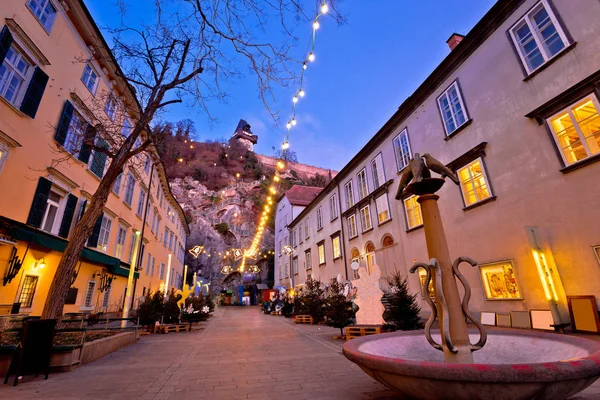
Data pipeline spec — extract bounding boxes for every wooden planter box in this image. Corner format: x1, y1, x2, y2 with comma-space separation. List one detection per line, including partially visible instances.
295, 315, 313, 324
346, 325, 383, 341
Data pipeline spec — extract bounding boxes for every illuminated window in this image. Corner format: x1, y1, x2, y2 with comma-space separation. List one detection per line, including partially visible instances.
548, 96, 600, 165
318, 242, 325, 265
19, 275, 38, 308
404, 195, 423, 229
457, 158, 492, 206
393, 128, 412, 170
437, 81, 468, 136
357, 168, 368, 200
359, 205, 372, 232
115, 225, 126, 259
509, 0, 568, 74
332, 235, 341, 259
365, 242, 376, 275
375, 194, 390, 224
347, 214, 357, 238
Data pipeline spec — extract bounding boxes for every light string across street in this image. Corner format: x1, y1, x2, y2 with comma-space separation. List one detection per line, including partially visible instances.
243, 2, 330, 269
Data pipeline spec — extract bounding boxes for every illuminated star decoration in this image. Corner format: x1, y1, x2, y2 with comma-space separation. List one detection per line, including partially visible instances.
188, 245, 204, 258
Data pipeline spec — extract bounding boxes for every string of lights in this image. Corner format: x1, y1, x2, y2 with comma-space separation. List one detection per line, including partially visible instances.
243, 2, 330, 266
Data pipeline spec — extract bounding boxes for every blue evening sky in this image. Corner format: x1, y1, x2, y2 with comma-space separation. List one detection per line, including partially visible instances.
86, 0, 496, 171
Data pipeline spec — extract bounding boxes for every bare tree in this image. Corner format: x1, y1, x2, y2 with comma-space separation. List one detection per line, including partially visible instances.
42, 0, 341, 319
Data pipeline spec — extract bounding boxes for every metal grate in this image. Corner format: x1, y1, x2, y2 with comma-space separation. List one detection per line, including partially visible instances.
19, 275, 39, 308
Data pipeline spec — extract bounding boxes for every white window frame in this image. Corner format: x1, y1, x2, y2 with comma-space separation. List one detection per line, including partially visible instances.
508, 0, 569, 75
371, 153, 385, 189
347, 214, 357, 238
17, 274, 39, 309
359, 205, 372, 232
317, 243, 326, 265
305, 249, 312, 270
124, 173, 135, 206
547, 95, 600, 166
332, 235, 341, 259
291, 228, 297, 247
122, 117, 133, 137
437, 81, 469, 136
457, 157, 493, 207
112, 173, 122, 196
0, 44, 34, 108
136, 188, 146, 217
375, 194, 391, 224
356, 168, 369, 200
344, 180, 354, 209
97, 215, 112, 252
0, 141, 9, 175
41, 188, 65, 235
329, 193, 338, 221
393, 128, 412, 171
293, 257, 299, 275
81, 63, 99, 94
104, 94, 118, 121
115, 225, 126, 259
403, 195, 423, 230
82, 280, 96, 310
101, 285, 111, 309
304, 218, 309, 239
316, 207, 323, 230
26, 0, 58, 33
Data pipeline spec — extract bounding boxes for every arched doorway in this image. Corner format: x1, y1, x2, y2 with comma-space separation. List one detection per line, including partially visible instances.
365, 242, 376, 274
350, 247, 360, 279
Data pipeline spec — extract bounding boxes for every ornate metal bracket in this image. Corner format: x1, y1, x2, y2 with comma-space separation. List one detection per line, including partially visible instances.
3, 244, 28, 286
410, 257, 487, 354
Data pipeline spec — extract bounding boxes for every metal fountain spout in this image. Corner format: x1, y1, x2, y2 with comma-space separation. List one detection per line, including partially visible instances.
396, 153, 487, 364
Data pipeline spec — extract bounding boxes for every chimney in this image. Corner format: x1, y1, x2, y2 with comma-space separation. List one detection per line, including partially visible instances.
446, 33, 465, 51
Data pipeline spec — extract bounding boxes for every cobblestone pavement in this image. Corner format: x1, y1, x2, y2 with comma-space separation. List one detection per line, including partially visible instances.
1, 306, 599, 399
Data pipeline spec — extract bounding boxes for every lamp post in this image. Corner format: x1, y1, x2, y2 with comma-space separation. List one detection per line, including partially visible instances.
122, 231, 141, 328
164, 254, 172, 299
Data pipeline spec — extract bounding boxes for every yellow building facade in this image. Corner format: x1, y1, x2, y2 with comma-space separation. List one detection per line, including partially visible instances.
0, 0, 189, 317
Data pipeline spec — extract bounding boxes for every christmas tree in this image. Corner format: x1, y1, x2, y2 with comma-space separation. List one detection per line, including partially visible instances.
296, 277, 325, 323
384, 271, 424, 330
324, 278, 355, 337
137, 290, 165, 328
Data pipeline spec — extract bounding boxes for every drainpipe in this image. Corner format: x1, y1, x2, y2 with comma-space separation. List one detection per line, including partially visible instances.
336, 185, 349, 281
286, 225, 294, 288
130, 163, 154, 310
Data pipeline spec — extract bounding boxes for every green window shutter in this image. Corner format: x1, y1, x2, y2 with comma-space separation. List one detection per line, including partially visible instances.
20, 67, 49, 118
87, 212, 103, 248
58, 194, 78, 238
89, 138, 108, 178
26, 177, 52, 228
54, 100, 74, 146
78, 124, 95, 164
0, 26, 13, 66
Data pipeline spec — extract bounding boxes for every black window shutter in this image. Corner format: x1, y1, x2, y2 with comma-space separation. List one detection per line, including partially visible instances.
89, 138, 108, 178
54, 100, 74, 146
78, 124, 95, 164
20, 67, 49, 118
0, 26, 13, 66
87, 212, 103, 248
26, 177, 52, 228
58, 194, 78, 238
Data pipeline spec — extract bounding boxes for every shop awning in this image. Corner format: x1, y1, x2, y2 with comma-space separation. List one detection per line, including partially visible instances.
10, 223, 136, 278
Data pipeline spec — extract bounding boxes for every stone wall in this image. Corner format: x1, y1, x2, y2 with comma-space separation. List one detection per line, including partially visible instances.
80, 331, 138, 365
256, 154, 337, 180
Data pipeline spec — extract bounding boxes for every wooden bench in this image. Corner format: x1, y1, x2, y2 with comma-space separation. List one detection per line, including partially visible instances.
154, 324, 190, 334
346, 325, 382, 341
295, 315, 313, 324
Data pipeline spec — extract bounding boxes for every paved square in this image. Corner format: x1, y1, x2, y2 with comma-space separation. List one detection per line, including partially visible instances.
1, 307, 599, 399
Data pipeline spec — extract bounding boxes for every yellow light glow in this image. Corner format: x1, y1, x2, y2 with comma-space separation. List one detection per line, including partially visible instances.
291, 119, 297, 126
282, 141, 290, 150
313, 21, 320, 30
277, 161, 285, 170
273, 176, 280, 182
308, 52, 315, 62
177, 158, 183, 163
190, 145, 194, 149
321, 3, 328, 13
303, 63, 307, 70
299, 89, 305, 97
532, 250, 557, 301
293, 96, 298, 104
286, 122, 291, 130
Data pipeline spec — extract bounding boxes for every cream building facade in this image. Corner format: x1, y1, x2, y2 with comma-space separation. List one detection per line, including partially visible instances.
0, 0, 189, 317
281, 0, 600, 325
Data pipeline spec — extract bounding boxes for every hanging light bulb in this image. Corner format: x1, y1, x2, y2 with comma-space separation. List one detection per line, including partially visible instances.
293, 96, 298, 104
303, 63, 307, 70
282, 141, 290, 150
299, 89, 305, 97
286, 122, 292, 130
308, 52, 315, 62
291, 118, 297, 126
313, 21, 320, 30
321, 2, 328, 13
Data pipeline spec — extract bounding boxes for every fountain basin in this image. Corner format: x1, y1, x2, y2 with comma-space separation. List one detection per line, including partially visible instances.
342, 330, 600, 400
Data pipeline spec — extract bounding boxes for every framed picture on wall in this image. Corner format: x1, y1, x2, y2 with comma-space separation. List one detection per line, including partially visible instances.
479, 260, 523, 300
418, 269, 435, 299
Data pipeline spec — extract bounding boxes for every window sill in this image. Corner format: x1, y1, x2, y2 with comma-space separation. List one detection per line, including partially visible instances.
319, 263, 326, 267
330, 216, 338, 222
523, 42, 577, 82
85, 169, 102, 182
361, 227, 373, 235
123, 202, 132, 210
0, 95, 27, 118
333, 256, 341, 261
560, 153, 600, 174
463, 195, 497, 211
317, 227, 323, 232
444, 119, 473, 141
348, 235, 358, 241
406, 224, 424, 233
377, 218, 392, 227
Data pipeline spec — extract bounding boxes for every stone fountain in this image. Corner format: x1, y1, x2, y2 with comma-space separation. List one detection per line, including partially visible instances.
342, 153, 600, 400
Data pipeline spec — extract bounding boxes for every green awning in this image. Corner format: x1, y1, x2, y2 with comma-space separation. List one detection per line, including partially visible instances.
11, 224, 136, 278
